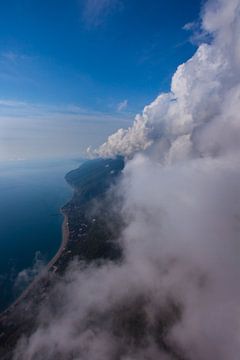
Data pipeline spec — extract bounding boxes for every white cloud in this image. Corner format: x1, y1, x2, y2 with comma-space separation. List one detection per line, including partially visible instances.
117, 99, 128, 112
95, 0, 240, 160
182, 21, 196, 31
14, 252, 45, 293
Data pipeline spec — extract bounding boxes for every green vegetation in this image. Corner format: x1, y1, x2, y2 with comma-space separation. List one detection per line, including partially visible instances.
65, 157, 124, 203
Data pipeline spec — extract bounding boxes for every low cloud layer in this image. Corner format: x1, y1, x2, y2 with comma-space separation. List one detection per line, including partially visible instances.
14, 0, 240, 359
14, 252, 45, 295
0, 100, 131, 161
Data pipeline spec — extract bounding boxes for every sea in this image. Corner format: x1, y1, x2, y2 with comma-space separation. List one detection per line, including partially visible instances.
0, 158, 80, 312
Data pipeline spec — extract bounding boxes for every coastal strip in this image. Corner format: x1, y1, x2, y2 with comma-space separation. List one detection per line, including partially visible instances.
0, 209, 70, 319
47, 209, 69, 271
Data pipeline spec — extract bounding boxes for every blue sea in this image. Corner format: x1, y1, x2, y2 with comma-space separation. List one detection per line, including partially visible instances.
0, 159, 79, 311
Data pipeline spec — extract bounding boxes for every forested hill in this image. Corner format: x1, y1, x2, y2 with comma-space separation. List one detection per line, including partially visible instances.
65, 156, 125, 203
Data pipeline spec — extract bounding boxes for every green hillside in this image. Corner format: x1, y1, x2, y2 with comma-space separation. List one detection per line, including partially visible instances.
65, 156, 125, 202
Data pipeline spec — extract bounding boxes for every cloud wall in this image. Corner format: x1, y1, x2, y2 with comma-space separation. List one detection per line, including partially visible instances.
96, 0, 240, 163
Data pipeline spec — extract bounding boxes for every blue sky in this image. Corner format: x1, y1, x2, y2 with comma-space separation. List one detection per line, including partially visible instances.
0, 0, 202, 160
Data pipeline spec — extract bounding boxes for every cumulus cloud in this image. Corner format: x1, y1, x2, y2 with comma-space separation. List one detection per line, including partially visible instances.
13, 0, 240, 359
95, 0, 240, 161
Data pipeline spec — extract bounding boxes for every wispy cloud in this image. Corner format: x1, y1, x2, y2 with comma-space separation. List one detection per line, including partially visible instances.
0, 98, 131, 121
0, 50, 37, 85
0, 99, 28, 107
182, 20, 212, 45
117, 99, 128, 112
182, 21, 196, 31
1, 51, 32, 63
82, 0, 122, 28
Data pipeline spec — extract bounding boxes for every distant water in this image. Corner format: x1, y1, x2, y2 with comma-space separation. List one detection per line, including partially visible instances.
0, 159, 79, 311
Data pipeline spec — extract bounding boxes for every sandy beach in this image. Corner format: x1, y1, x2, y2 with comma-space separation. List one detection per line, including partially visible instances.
47, 210, 69, 270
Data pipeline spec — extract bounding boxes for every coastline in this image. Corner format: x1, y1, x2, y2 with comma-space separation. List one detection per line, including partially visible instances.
0, 209, 70, 318
47, 209, 69, 271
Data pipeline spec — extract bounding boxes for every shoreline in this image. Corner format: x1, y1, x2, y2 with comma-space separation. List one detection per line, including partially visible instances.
0, 209, 70, 319
47, 209, 69, 271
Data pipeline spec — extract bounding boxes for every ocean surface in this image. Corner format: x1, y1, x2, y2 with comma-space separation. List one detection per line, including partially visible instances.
0, 159, 80, 311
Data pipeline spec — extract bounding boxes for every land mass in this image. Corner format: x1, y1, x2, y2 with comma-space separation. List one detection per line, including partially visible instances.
0, 156, 184, 360
0, 156, 125, 359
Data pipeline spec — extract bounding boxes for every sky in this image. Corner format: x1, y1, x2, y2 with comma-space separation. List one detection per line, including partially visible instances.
0, 0, 202, 161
